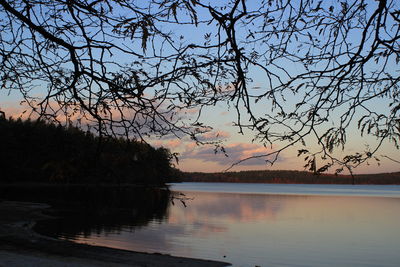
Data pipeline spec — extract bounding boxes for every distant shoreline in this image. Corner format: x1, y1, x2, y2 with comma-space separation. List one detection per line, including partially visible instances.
181, 170, 400, 185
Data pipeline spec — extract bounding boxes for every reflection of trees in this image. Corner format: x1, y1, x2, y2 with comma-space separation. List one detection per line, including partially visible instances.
0, 185, 171, 239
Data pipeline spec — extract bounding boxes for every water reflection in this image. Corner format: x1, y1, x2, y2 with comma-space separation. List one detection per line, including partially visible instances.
35, 186, 400, 267
174, 192, 284, 222
166, 192, 400, 267
25, 185, 171, 240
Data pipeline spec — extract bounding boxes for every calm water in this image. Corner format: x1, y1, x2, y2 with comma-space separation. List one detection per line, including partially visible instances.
38, 183, 400, 267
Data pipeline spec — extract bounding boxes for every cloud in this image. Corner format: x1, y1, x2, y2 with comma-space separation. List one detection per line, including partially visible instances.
0, 100, 92, 124
182, 142, 280, 167
150, 130, 230, 153
0, 103, 29, 119
251, 82, 262, 90
184, 142, 198, 151
197, 130, 230, 142
0, 98, 203, 140
152, 139, 183, 149
181, 108, 199, 115
153, 129, 231, 150
165, 139, 182, 148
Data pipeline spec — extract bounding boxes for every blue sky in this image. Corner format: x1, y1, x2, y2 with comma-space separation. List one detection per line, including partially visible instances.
1, 0, 399, 174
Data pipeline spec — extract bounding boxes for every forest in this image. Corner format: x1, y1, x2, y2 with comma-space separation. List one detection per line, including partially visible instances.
0, 116, 179, 185
182, 170, 400, 185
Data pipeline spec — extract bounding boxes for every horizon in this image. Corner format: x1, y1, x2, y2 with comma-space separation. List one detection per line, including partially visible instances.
1, 111, 399, 175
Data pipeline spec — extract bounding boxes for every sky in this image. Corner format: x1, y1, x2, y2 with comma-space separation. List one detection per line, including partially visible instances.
1, 0, 399, 175
149, 100, 400, 174
3, 89, 399, 175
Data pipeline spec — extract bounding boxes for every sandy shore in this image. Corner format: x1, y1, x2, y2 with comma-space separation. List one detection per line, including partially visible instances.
0, 201, 229, 267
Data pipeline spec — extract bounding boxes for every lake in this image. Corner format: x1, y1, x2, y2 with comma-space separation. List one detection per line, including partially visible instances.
36, 183, 400, 267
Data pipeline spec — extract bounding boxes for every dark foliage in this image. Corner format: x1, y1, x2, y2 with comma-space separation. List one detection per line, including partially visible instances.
0, 117, 180, 184
183, 170, 400, 185
0, 183, 171, 239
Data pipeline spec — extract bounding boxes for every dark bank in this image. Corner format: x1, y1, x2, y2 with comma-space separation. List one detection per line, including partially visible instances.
0, 116, 227, 266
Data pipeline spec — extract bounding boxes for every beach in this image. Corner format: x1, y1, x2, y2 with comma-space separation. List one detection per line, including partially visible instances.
0, 201, 229, 267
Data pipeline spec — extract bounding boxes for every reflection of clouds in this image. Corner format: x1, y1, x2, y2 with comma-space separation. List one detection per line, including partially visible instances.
190, 221, 228, 238
67, 192, 400, 267
172, 192, 285, 225
77, 212, 230, 256
78, 223, 192, 255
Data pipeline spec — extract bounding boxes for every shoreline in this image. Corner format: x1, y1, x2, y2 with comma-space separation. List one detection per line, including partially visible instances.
0, 200, 229, 267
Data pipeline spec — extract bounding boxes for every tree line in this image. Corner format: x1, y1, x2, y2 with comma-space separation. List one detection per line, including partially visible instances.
182, 170, 400, 185
0, 117, 180, 185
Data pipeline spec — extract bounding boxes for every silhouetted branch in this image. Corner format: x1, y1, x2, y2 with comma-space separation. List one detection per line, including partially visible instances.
382, 155, 400, 164
1, 0, 399, 172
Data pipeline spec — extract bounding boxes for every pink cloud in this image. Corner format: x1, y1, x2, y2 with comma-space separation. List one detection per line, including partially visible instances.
182, 108, 199, 114
185, 142, 198, 151
182, 142, 282, 167
0, 104, 29, 119
165, 139, 182, 148
152, 139, 183, 149
0, 98, 198, 139
198, 130, 230, 141
0, 101, 92, 124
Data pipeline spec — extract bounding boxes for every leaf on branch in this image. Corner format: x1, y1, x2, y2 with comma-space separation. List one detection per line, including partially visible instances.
297, 149, 309, 157
171, 2, 179, 22
335, 168, 343, 175
141, 25, 149, 51
317, 164, 330, 174
295, 83, 305, 92
307, 32, 313, 41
